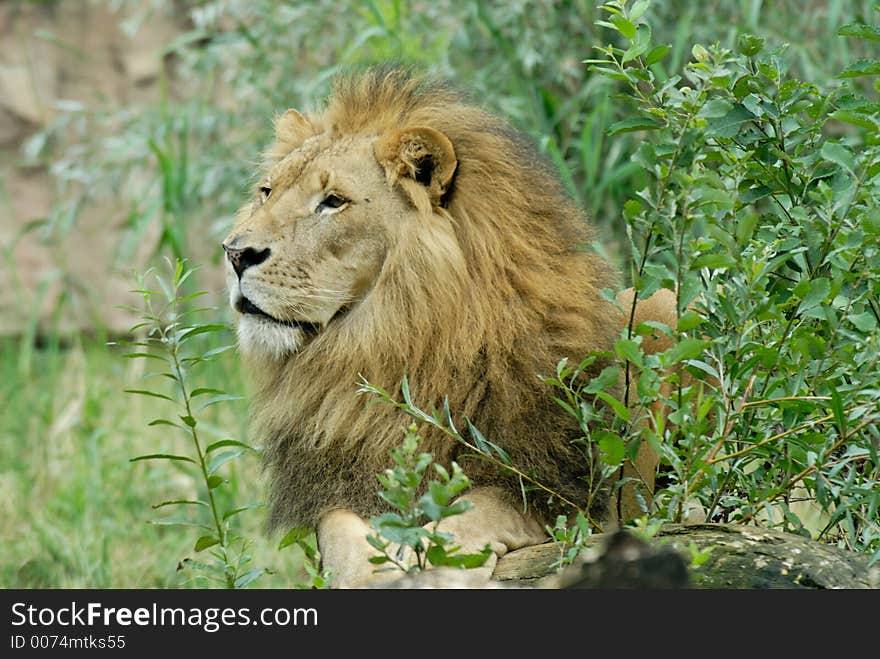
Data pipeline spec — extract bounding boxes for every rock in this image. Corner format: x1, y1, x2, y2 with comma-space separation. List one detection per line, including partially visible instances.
493, 523, 879, 589
557, 529, 691, 589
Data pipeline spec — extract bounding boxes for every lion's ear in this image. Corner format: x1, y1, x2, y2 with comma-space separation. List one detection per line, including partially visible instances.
374, 126, 457, 211
274, 109, 315, 151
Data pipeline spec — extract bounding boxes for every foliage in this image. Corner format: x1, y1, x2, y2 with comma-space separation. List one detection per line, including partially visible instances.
365, 424, 492, 575
359, 376, 607, 531
581, 0, 879, 559
117, 258, 267, 587
276, 527, 332, 589
546, 512, 593, 569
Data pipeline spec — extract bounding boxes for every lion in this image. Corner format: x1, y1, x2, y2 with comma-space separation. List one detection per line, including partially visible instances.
222, 66, 676, 587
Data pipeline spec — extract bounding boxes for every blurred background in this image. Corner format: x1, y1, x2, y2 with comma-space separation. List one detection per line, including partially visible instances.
0, 0, 873, 587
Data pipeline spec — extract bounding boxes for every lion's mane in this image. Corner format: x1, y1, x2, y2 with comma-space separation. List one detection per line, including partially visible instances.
247, 67, 622, 531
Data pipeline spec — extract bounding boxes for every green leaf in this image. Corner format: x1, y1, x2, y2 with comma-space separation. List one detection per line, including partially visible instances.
195, 394, 244, 412
179, 415, 197, 428
426, 544, 492, 569
222, 502, 266, 521
820, 142, 856, 173
614, 338, 644, 368
663, 338, 708, 365
829, 109, 879, 131
610, 15, 636, 39
798, 278, 830, 312
629, 0, 651, 22
690, 253, 737, 270
278, 526, 312, 551
205, 439, 256, 454
400, 374, 413, 406
485, 439, 512, 466
584, 365, 621, 394
837, 23, 880, 42
190, 387, 225, 397
199, 345, 235, 360
208, 449, 245, 475
737, 33, 765, 56
147, 418, 184, 429
130, 453, 196, 464
838, 59, 880, 78
706, 104, 756, 139
622, 23, 652, 63
194, 535, 220, 552
595, 391, 630, 422
179, 291, 209, 304
467, 418, 491, 455
607, 116, 664, 136
442, 396, 459, 436
147, 519, 211, 530
595, 430, 625, 467
829, 386, 847, 438
677, 311, 705, 332
691, 43, 710, 62
645, 44, 670, 66
365, 534, 388, 553
587, 65, 630, 82
124, 389, 176, 403
177, 324, 229, 343
636, 320, 670, 338
234, 568, 266, 589
736, 212, 761, 244
122, 352, 167, 362
847, 311, 877, 332
151, 499, 207, 509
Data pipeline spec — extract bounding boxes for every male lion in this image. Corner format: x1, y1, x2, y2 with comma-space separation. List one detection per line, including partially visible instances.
223, 67, 675, 587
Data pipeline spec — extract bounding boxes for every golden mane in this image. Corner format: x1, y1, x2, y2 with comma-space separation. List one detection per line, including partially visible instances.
247, 67, 622, 531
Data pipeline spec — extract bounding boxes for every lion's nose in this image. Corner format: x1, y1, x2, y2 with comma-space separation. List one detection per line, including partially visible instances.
223, 243, 271, 278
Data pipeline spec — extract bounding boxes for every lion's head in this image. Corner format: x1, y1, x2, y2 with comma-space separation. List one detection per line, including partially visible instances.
224, 77, 462, 361
224, 67, 622, 531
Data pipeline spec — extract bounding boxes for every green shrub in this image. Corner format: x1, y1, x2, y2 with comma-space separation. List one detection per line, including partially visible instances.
582, 1, 879, 558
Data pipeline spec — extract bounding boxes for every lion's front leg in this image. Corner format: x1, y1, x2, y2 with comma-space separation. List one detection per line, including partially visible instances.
316, 509, 396, 589
317, 488, 547, 588
430, 487, 548, 580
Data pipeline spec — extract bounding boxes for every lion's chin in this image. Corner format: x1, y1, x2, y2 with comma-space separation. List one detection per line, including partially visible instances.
235, 313, 309, 359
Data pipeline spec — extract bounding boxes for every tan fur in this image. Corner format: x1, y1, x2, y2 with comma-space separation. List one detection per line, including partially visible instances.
223, 67, 674, 560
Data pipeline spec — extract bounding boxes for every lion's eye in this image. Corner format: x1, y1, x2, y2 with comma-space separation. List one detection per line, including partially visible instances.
317, 193, 348, 213
259, 186, 272, 203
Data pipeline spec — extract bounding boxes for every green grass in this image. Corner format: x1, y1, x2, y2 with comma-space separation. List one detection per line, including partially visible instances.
0, 335, 306, 588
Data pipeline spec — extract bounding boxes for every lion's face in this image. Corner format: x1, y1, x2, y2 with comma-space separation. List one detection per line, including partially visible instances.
223, 112, 457, 358
224, 135, 393, 356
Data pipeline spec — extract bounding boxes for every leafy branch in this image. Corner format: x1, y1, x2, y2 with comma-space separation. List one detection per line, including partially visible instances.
358, 376, 606, 532
118, 258, 266, 588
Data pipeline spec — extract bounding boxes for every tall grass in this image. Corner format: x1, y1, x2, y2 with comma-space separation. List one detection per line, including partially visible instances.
0, 331, 308, 588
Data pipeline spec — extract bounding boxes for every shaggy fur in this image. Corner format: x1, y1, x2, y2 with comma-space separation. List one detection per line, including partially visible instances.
237, 67, 625, 532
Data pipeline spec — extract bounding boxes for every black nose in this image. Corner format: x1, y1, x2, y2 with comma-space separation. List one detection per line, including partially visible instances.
223, 244, 271, 278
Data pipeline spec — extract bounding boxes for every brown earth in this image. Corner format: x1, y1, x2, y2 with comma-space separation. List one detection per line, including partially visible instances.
0, 2, 223, 336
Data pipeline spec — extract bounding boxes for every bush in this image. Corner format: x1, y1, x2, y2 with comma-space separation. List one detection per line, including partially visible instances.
578, 1, 880, 558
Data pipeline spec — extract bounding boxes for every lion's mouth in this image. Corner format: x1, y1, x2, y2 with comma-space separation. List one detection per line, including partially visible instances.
237, 296, 321, 336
